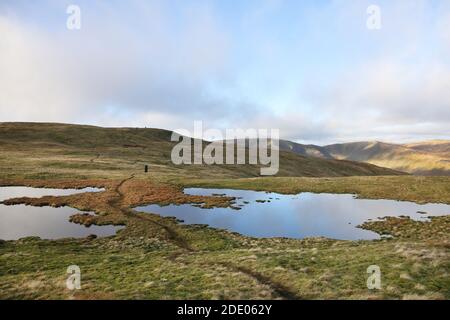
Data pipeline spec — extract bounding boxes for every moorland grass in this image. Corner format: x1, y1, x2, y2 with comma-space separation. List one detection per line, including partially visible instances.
0, 123, 448, 299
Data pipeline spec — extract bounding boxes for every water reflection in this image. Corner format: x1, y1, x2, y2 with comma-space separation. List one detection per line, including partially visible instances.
136, 188, 450, 240
0, 186, 120, 240
0, 186, 104, 201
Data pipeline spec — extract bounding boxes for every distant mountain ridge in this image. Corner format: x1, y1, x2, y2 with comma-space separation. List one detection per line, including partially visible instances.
278, 140, 333, 159
404, 140, 450, 155
278, 139, 450, 176
0, 122, 404, 178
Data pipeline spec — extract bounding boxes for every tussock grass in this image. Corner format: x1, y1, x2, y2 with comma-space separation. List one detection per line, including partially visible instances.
0, 123, 448, 300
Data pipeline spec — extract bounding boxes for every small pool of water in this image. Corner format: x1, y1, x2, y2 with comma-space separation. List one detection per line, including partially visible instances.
0, 186, 104, 201
0, 205, 122, 240
0, 186, 120, 240
136, 188, 450, 240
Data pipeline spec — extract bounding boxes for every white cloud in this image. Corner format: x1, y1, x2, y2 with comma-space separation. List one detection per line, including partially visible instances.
0, 1, 233, 125
0, 0, 449, 144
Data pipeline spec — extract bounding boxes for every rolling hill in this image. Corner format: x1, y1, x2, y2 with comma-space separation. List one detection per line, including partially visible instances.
277, 139, 450, 176
0, 122, 404, 179
404, 140, 450, 155
278, 139, 333, 159
324, 141, 450, 176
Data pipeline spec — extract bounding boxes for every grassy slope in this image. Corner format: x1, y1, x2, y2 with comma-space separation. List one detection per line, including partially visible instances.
278, 139, 333, 159
1, 226, 448, 300
324, 141, 450, 176
405, 140, 450, 155
0, 122, 448, 300
0, 122, 404, 180
0, 174, 448, 300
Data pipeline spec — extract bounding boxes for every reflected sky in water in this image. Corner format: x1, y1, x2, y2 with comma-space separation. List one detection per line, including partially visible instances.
136, 188, 450, 240
0, 186, 104, 201
0, 186, 120, 240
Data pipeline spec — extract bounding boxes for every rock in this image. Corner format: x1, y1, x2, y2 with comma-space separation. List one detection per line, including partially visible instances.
86, 234, 97, 240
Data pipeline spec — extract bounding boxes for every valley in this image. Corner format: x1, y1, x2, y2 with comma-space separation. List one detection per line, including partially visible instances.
279, 140, 450, 176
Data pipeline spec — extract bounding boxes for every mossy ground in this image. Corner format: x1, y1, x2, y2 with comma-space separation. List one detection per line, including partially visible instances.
0, 175, 449, 300
0, 124, 448, 300
1, 231, 448, 299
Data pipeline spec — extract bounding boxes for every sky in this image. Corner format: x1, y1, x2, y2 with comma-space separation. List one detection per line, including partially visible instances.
0, 0, 449, 145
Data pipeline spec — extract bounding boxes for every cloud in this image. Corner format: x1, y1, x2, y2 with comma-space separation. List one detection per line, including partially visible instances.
0, 0, 449, 144
0, 1, 238, 128
284, 0, 450, 143
299, 52, 450, 143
